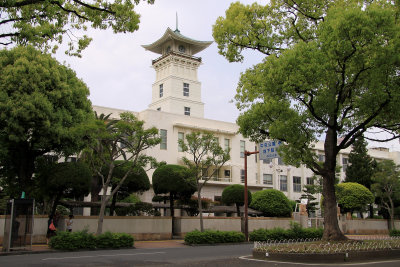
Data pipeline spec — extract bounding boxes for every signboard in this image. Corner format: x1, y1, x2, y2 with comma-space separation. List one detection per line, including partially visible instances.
259, 140, 282, 160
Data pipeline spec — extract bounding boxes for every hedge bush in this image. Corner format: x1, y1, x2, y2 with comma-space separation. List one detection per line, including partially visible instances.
184, 230, 245, 244
390, 229, 400, 237
249, 222, 323, 241
250, 189, 292, 217
49, 230, 134, 250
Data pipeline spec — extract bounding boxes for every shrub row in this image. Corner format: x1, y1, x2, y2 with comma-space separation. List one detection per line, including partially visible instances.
249, 223, 323, 241
389, 229, 400, 237
184, 230, 245, 244
49, 230, 134, 250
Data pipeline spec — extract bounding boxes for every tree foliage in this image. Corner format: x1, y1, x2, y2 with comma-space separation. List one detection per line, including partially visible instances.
300, 176, 322, 216
179, 131, 230, 232
213, 0, 400, 240
345, 136, 376, 189
371, 160, 400, 229
36, 160, 92, 219
221, 184, 252, 217
83, 112, 160, 234
336, 182, 374, 214
250, 189, 292, 218
0, 46, 93, 197
1, 0, 155, 56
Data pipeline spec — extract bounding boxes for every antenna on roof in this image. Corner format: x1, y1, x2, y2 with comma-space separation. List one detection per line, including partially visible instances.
175, 12, 180, 33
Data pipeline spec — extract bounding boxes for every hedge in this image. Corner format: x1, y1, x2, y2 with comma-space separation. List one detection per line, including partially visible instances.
49, 230, 134, 250
389, 229, 400, 237
184, 230, 245, 244
249, 223, 323, 241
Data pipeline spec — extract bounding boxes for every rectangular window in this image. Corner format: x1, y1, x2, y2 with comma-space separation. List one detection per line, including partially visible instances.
240, 169, 245, 183
255, 146, 258, 163
159, 84, 163, 98
255, 172, 258, 184
278, 157, 284, 165
240, 140, 245, 158
306, 177, 314, 185
280, 175, 287, 191
178, 132, 184, 152
184, 107, 190, 116
224, 138, 230, 153
263, 174, 273, 185
160, 129, 167, 150
318, 154, 325, 162
342, 157, 349, 172
293, 176, 302, 192
183, 83, 189, 96
224, 170, 231, 178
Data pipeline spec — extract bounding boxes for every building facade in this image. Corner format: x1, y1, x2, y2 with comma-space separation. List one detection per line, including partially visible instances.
91, 27, 400, 209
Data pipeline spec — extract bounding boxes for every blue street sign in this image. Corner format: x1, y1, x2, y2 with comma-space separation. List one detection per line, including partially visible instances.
259, 140, 282, 160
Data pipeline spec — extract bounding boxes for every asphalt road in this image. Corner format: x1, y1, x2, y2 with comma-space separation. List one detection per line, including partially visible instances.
1, 244, 400, 267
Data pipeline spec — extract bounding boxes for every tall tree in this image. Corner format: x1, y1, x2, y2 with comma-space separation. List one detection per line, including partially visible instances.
84, 112, 160, 235
345, 136, 376, 189
179, 132, 230, 232
152, 164, 196, 234
371, 160, 400, 230
1, 0, 155, 56
213, 0, 400, 240
0, 46, 93, 197
221, 184, 252, 217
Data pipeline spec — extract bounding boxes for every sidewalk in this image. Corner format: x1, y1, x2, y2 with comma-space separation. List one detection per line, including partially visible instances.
0, 239, 186, 256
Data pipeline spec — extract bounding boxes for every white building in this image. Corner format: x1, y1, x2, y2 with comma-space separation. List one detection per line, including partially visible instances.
92, 27, 400, 206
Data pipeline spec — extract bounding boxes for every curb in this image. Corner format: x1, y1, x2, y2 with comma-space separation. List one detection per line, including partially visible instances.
253, 249, 400, 263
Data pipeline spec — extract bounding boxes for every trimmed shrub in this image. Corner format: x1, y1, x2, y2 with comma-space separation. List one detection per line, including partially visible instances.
249, 222, 323, 241
184, 230, 245, 244
49, 231, 134, 250
336, 182, 374, 213
390, 229, 400, 237
250, 189, 292, 217
49, 230, 96, 250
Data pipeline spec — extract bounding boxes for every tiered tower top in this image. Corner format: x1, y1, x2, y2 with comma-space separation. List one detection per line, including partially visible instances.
142, 28, 212, 118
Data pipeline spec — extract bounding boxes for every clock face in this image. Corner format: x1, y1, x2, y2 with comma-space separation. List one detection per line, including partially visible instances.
178, 45, 185, 53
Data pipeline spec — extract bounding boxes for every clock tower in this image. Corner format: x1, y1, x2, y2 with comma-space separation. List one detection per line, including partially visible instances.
142, 27, 212, 118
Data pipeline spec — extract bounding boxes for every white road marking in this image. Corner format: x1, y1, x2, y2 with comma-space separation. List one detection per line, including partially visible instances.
239, 255, 400, 266
42, 251, 166, 261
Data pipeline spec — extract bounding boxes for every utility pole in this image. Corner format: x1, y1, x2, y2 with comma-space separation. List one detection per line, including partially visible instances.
244, 150, 258, 241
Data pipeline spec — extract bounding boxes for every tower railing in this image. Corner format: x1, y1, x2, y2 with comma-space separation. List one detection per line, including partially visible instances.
152, 51, 202, 65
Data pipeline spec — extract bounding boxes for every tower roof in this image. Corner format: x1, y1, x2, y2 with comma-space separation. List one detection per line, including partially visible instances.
142, 28, 212, 55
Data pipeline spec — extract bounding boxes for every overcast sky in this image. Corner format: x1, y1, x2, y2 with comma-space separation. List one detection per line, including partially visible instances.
54, 0, 400, 152
55, 0, 263, 123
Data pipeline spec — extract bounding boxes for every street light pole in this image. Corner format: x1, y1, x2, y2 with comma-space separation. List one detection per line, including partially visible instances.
244, 150, 258, 242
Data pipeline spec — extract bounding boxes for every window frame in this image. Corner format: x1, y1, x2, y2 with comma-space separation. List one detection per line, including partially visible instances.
183, 83, 189, 97
184, 106, 190, 116
160, 129, 167, 150
293, 176, 302, 192
263, 173, 273, 185
159, 84, 163, 98
280, 175, 287, 191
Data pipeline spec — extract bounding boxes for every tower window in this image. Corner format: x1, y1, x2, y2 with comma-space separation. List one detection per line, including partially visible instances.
183, 83, 189, 96
184, 107, 190, 116
159, 84, 163, 98
160, 129, 167, 150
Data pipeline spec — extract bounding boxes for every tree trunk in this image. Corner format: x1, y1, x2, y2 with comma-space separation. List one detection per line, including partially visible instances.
90, 175, 102, 215
16, 145, 35, 198
170, 194, 175, 235
322, 127, 347, 241
389, 198, 395, 230
236, 204, 241, 217
369, 204, 374, 218
96, 193, 109, 235
109, 191, 118, 216
197, 190, 204, 232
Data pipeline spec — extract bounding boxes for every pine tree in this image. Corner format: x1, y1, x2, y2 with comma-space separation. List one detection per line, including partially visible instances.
345, 136, 376, 189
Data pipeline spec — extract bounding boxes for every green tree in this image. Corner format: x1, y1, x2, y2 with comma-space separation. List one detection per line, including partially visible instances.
179, 131, 230, 232
0, 46, 93, 197
336, 182, 374, 215
1, 0, 155, 56
222, 184, 252, 217
371, 160, 400, 230
84, 112, 160, 235
213, 0, 400, 240
109, 161, 150, 216
250, 189, 291, 217
345, 137, 376, 189
300, 176, 322, 216
36, 161, 92, 221
152, 164, 196, 233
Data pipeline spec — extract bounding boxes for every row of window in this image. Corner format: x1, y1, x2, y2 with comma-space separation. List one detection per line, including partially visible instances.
159, 83, 190, 98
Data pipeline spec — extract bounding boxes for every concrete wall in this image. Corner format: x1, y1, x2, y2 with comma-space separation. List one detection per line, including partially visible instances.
0, 215, 172, 244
